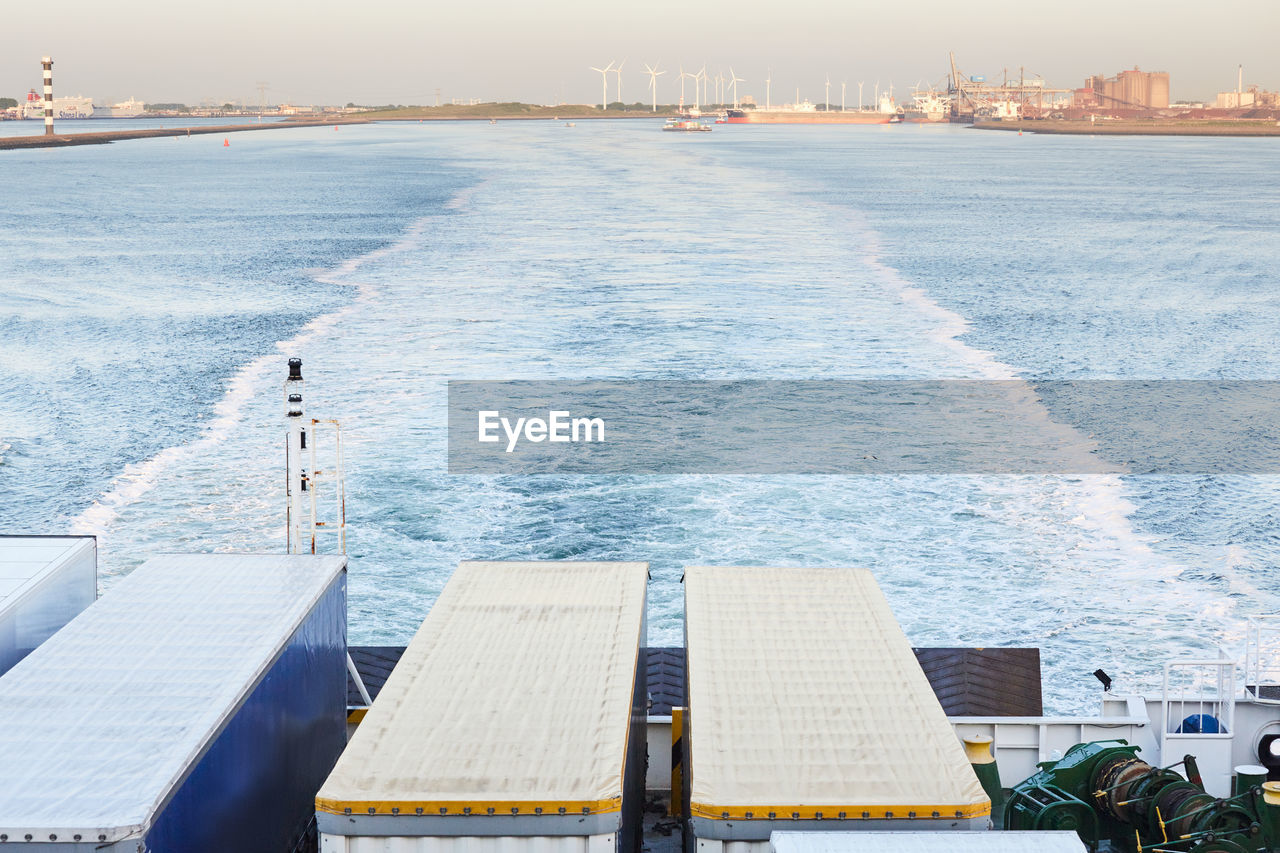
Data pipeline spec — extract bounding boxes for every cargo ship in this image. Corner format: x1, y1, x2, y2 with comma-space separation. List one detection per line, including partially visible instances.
900, 89, 950, 122
726, 96, 898, 125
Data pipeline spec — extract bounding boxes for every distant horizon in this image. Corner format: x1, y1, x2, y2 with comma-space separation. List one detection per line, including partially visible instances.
2, 0, 1275, 105
3, 65, 1274, 110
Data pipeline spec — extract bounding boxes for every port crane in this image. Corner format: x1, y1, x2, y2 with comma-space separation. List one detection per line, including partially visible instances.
948, 52, 1072, 119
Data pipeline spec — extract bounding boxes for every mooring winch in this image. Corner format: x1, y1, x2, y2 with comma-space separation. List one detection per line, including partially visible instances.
1005, 740, 1280, 852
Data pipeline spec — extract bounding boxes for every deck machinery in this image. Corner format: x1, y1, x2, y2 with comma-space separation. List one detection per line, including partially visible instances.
1006, 740, 1280, 852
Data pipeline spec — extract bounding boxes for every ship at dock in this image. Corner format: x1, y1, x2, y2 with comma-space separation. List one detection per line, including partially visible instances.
725, 96, 896, 125
900, 89, 950, 122
93, 97, 147, 118
19, 90, 147, 119
20, 89, 94, 120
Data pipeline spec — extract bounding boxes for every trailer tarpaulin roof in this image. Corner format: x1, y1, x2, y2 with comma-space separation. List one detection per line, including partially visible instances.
685, 566, 989, 821
317, 561, 648, 817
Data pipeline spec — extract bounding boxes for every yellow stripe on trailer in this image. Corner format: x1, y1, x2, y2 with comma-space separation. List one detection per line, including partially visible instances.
687, 800, 992, 821
316, 796, 623, 817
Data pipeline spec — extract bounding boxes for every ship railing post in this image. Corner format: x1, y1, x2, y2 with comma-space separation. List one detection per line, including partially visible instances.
284, 358, 306, 554
308, 416, 320, 555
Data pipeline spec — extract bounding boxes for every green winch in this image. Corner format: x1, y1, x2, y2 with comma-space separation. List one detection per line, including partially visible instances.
1005, 740, 1280, 852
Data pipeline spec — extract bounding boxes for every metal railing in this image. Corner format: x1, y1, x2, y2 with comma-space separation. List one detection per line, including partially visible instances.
1245, 616, 1280, 703
1162, 659, 1236, 738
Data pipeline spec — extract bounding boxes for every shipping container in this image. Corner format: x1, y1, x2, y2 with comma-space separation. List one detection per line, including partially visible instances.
771, 831, 1087, 853
0, 535, 96, 675
317, 560, 649, 853
683, 567, 991, 853
0, 553, 348, 852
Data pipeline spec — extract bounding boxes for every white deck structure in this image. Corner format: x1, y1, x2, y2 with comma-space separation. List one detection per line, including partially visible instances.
0, 536, 96, 675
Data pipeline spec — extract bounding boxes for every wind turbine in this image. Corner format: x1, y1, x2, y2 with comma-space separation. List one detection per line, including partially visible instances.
716, 70, 726, 106
766, 67, 772, 110
644, 62, 666, 112
728, 67, 745, 109
858, 81, 865, 111
695, 65, 707, 110
841, 80, 846, 112
678, 66, 695, 111
613, 59, 626, 106
590, 61, 614, 110
825, 75, 830, 111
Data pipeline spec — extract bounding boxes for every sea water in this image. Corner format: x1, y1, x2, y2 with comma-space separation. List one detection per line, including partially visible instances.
2, 120, 1278, 712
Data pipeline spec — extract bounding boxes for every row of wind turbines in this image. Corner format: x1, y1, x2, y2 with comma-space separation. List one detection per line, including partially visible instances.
590, 61, 745, 112
589, 60, 889, 114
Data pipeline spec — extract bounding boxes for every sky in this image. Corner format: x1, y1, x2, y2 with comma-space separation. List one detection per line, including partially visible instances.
2, 0, 1277, 106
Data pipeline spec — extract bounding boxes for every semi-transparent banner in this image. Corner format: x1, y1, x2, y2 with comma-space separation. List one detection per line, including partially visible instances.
446, 380, 1280, 474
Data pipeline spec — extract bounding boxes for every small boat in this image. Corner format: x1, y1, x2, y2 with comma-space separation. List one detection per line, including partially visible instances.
663, 118, 712, 132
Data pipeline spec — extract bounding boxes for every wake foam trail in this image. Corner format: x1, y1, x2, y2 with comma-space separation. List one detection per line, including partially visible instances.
830, 202, 1176, 576
69, 214, 439, 538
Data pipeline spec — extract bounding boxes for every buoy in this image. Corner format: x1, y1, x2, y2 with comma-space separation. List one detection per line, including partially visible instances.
223, 138, 230, 147
334, 125, 338, 131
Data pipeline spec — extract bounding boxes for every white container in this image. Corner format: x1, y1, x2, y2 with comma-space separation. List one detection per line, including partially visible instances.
317, 560, 649, 853
0, 535, 96, 675
684, 567, 991, 853
0, 553, 349, 852
771, 831, 1087, 852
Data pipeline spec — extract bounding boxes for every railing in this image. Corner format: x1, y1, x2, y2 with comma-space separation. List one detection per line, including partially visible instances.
1162, 659, 1236, 738
305, 418, 346, 556
1245, 616, 1280, 703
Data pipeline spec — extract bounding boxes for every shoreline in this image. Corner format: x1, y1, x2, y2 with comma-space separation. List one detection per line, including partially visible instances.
0, 117, 371, 150
0, 112, 673, 150
974, 118, 1280, 137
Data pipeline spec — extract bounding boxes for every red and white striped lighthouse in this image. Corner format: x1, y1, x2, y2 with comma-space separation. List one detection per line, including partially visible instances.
41, 56, 54, 136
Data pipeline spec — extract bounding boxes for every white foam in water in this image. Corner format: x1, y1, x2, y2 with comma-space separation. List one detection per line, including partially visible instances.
70, 216, 434, 542
25, 122, 1280, 712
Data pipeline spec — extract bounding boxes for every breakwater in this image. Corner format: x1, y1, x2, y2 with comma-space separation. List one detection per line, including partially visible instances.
0, 117, 370, 150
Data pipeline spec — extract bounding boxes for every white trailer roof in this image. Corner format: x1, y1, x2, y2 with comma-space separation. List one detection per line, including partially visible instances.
317, 561, 648, 818
771, 832, 1087, 853
685, 567, 989, 821
0, 553, 347, 842
0, 536, 94, 611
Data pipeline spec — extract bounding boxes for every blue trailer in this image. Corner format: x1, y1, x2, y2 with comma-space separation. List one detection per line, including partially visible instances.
0, 553, 348, 852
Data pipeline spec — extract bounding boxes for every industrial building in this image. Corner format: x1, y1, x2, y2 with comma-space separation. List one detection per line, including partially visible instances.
1075, 67, 1170, 110
1216, 68, 1279, 110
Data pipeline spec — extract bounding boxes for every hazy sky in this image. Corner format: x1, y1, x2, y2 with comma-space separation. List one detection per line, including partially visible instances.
3, 0, 1276, 106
